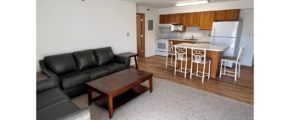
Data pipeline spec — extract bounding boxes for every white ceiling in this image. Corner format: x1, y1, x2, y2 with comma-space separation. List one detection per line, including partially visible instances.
121, 0, 248, 8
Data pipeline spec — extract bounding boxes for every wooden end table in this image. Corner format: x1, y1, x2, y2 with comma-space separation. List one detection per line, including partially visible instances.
37, 71, 48, 81
86, 69, 153, 119
118, 52, 139, 69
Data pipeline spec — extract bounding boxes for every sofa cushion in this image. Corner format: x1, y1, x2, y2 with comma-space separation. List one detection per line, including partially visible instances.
37, 88, 70, 113
44, 53, 78, 75
100, 62, 128, 73
59, 71, 91, 90
81, 67, 111, 80
37, 101, 79, 120
93, 47, 114, 66
73, 50, 98, 70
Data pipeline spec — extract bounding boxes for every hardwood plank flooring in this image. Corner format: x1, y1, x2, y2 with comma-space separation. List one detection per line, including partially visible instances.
134, 55, 254, 105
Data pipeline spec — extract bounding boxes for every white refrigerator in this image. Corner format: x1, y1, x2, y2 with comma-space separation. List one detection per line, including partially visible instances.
211, 21, 242, 68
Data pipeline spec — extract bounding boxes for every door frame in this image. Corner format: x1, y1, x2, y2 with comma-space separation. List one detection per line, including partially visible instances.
136, 13, 145, 58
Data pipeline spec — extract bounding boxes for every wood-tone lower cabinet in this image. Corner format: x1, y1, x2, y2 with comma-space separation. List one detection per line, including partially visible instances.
184, 12, 200, 26
200, 11, 216, 30
169, 40, 196, 45
226, 9, 240, 21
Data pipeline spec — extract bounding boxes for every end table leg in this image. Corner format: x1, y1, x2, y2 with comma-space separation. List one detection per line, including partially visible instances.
107, 96, 114, 118
134, 56, 138, 70
149, 76, 153, 93
88, 87, 92, 106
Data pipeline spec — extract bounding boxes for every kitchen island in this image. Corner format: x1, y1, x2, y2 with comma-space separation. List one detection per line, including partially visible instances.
174, 43, 228, 78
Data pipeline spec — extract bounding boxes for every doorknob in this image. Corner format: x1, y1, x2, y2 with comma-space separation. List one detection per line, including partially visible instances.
141, 50, 143, 52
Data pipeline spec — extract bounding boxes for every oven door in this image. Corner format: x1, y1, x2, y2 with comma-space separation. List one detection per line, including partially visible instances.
156, 40, 168, 51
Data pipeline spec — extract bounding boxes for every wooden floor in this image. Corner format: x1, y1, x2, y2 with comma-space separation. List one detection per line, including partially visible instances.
134, 55, 254, 105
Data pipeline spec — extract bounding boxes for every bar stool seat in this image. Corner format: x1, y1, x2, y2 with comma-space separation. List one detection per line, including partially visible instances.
221, 57, 237, 62
174, 46, 191, 78
167, 51, 175, 55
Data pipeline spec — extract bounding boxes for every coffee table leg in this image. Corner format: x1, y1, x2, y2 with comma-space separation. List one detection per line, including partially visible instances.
149, 76, 153, 93
134, 56, 138, 70
88, 87, 92, 106
107, 96, 113, 119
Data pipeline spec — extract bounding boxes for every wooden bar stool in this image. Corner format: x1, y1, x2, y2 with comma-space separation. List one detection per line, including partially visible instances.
189, 48, 211, 82
174, 46, 191, 78
219, 46, 245, 81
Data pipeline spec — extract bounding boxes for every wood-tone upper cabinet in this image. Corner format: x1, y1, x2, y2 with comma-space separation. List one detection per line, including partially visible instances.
166, 15, 172, 24
200, 11, 216, 30
172, 14, 184, 24
215, 10, 227, 21
159, 15, 167, 24
226, 9, 240, 21
184, 12, 200, 26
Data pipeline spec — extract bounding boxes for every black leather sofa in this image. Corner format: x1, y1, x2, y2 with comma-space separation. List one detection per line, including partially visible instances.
39, 47, 130, 98
37, 78, 90, 120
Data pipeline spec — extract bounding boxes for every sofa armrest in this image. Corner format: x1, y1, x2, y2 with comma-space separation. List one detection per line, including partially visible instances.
114, 55, 130, 68
55, 108, 91, 120
37, 78, 57, 94
39, 60, 61, 87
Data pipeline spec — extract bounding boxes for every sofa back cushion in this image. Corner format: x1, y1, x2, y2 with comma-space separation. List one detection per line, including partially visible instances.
93, 47, 114, 66
44, 53, 78, 75
73, 50, 98, 70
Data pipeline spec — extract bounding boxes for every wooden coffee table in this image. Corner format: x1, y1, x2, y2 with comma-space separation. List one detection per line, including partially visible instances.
86, 69, 153, 118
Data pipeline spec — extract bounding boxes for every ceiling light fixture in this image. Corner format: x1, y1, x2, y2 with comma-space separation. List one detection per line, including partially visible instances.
175, 0, 209, 6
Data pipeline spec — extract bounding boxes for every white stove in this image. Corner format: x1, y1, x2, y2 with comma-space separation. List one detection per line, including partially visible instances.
155, 39, 168, 56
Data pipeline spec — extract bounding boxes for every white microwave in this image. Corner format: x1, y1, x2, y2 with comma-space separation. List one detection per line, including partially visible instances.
171, 24, 183, 32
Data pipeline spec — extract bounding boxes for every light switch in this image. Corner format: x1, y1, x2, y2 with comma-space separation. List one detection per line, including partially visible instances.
208, 34, 211, 37
249, 32, 253, 36
127, 33, 130, 36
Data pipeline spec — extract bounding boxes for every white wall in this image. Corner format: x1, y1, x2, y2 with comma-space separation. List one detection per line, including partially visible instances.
37, 0, 136, 71
159, 0, 253, 14
238, 9, 254, 66
136, 6, 160, 57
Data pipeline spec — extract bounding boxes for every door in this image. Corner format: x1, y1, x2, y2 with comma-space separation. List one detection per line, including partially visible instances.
166, 15, 172, 24
184, 13, 200, 26
136, 14, 145, 58
159, 15, 166, 24
212, 22, 239, 37
200, 11, 215, 30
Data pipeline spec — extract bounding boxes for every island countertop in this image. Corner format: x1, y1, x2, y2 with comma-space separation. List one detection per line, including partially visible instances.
174, 43, 228, 51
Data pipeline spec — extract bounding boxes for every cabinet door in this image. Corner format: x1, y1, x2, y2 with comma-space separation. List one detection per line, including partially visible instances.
200, 11, 216, 30
215, 10, 227, 21
226, 9, 240, 21
166, 15, 172, 24
184, 13, 200, 26
177, 14, 184, 24
159, 15, 167, 24
171, 14, 177, 24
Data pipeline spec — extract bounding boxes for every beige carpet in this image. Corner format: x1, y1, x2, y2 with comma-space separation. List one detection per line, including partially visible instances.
71, 77, 253, 120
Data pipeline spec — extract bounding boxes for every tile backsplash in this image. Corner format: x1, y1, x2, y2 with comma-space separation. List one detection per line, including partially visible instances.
160, 27, 212, 40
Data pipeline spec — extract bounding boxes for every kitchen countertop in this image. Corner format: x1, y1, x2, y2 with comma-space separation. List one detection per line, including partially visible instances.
174, 43, 228, 51
157, 39, 211, 43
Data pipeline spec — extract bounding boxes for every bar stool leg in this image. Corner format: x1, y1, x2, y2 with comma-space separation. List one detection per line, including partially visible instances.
202, 63, 206, 83
238, 62, 241, 78
174, 59, 177, 75
220, 60, 223, 78
190, 61, 193, 79
235, 62, 238, 81
208, 61, 211, 79
184, 60, 187, 78
224, 61, 226, 74
181, 60, 183, 72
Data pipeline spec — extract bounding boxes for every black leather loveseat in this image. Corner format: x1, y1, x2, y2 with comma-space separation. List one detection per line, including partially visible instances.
39, 47, 130, 98
37, 78, 90, 120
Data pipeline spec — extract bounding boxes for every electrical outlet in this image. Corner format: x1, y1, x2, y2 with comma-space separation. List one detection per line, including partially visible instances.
208, 34, 211, 37
127, 33, 130, 36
